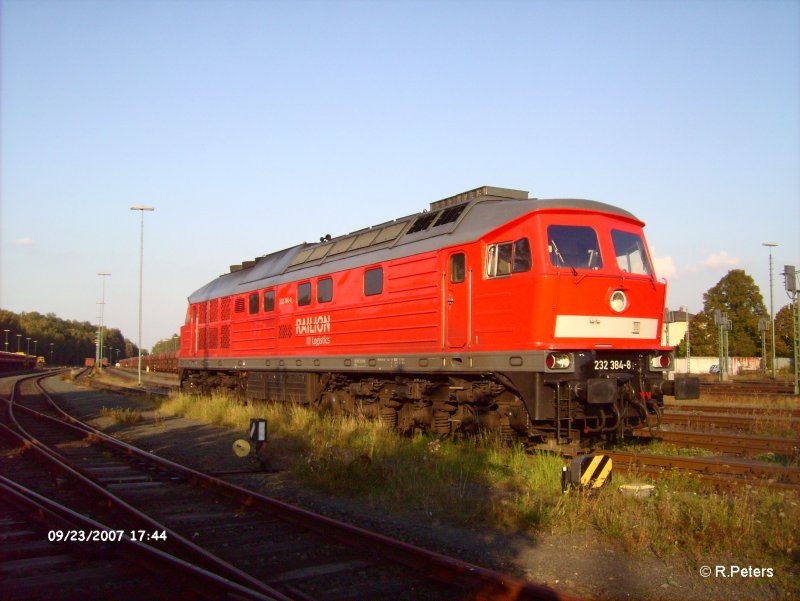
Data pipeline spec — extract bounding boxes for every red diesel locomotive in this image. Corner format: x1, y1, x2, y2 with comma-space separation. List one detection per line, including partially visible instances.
179, 186, 699, 446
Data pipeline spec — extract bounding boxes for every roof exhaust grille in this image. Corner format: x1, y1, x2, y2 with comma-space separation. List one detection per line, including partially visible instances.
429, 185, 529, 211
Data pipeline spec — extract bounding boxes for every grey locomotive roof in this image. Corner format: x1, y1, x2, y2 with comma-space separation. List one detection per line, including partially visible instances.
187, 187, 641, 303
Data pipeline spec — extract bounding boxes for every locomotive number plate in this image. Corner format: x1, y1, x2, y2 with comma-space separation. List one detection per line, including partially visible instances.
594, 359, 633, 371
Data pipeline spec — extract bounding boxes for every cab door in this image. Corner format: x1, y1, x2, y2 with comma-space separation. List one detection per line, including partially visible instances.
446, 251, 469, 348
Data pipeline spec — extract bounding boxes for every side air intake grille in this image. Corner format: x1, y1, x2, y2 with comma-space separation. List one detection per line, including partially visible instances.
433, 204, 466, 227
406, 212, 439, 234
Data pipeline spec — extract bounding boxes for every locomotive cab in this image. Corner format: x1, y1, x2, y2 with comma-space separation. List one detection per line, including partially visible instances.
489, 202, 700, 445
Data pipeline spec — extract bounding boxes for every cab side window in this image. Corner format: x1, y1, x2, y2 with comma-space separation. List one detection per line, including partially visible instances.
486, 238, 531, 277
513, 238, 532, 272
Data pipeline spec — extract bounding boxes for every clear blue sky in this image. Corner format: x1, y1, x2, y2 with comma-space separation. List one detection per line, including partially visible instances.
2, 0, 798, 351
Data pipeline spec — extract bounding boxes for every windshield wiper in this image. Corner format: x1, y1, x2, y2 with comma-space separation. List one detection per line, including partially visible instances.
551, 240, 577, 276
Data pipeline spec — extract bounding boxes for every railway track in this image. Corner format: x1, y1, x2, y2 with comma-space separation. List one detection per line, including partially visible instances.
80, 367, 173, 398
1, 372, 575, 601
0, 475, 275, 600
632, 428, 799, 457
666, 402, 800, 418
661, 410, 799, 430
699, 381, 795, 397
649, 402, 800, 457
89, 370, 800, 489
1, 374, 290, 600
603, 450, 800, 490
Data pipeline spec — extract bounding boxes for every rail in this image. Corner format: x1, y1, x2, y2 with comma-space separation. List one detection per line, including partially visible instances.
3, 371, 579, 601
0, 475, 279, 600
2, 377, 291, 600
602, 450, 800, 490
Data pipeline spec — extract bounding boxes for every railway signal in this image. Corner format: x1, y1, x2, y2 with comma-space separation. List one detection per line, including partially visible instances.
714, 309, 732, 382
232, 419, 269, 460
786, 265, 798, 293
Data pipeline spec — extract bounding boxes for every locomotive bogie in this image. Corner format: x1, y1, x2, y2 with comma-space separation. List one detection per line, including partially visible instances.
178, 186, 699, 445
181, 369, 245, 395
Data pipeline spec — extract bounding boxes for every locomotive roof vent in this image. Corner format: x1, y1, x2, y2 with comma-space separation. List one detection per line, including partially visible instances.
429, 185, 529, 211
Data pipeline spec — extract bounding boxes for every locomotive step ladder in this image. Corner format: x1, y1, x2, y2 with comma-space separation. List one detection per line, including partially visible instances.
555, 382, 573, 445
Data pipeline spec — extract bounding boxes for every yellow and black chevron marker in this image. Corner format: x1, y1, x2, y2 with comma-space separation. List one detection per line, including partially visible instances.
561, 454, 613, 493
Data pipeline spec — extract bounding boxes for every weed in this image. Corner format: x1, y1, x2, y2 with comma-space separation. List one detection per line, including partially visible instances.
755, 452, 799, 467
100, 406, 143, 425
156, 390, 800, 584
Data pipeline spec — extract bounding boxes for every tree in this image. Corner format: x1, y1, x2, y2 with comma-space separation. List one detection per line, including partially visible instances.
151, 334, 180, 355
0, 308, 138, 365
680, 270, 768, 357
775, 303, 795, 358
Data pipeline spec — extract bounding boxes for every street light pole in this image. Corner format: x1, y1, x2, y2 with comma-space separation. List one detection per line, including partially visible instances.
763, 243, 779, 378
3, 330, 9, 352
130, 206, 155, 386
97, 272, 111, 369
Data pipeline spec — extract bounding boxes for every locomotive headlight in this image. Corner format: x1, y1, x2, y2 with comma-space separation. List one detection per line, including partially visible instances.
545, 352, 572, 370
610, 290, 628, 313
649, 353, 672, 370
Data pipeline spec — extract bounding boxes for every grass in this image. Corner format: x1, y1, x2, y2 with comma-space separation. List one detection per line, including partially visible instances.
155, 391, 800, 589
572, 477, 796, 562
613, 437, 719, 458
100, 406, 144, 424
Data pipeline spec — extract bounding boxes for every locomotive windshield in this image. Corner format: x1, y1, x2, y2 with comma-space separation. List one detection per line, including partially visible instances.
547, 225, 602, 270
611, 229, 652, 275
